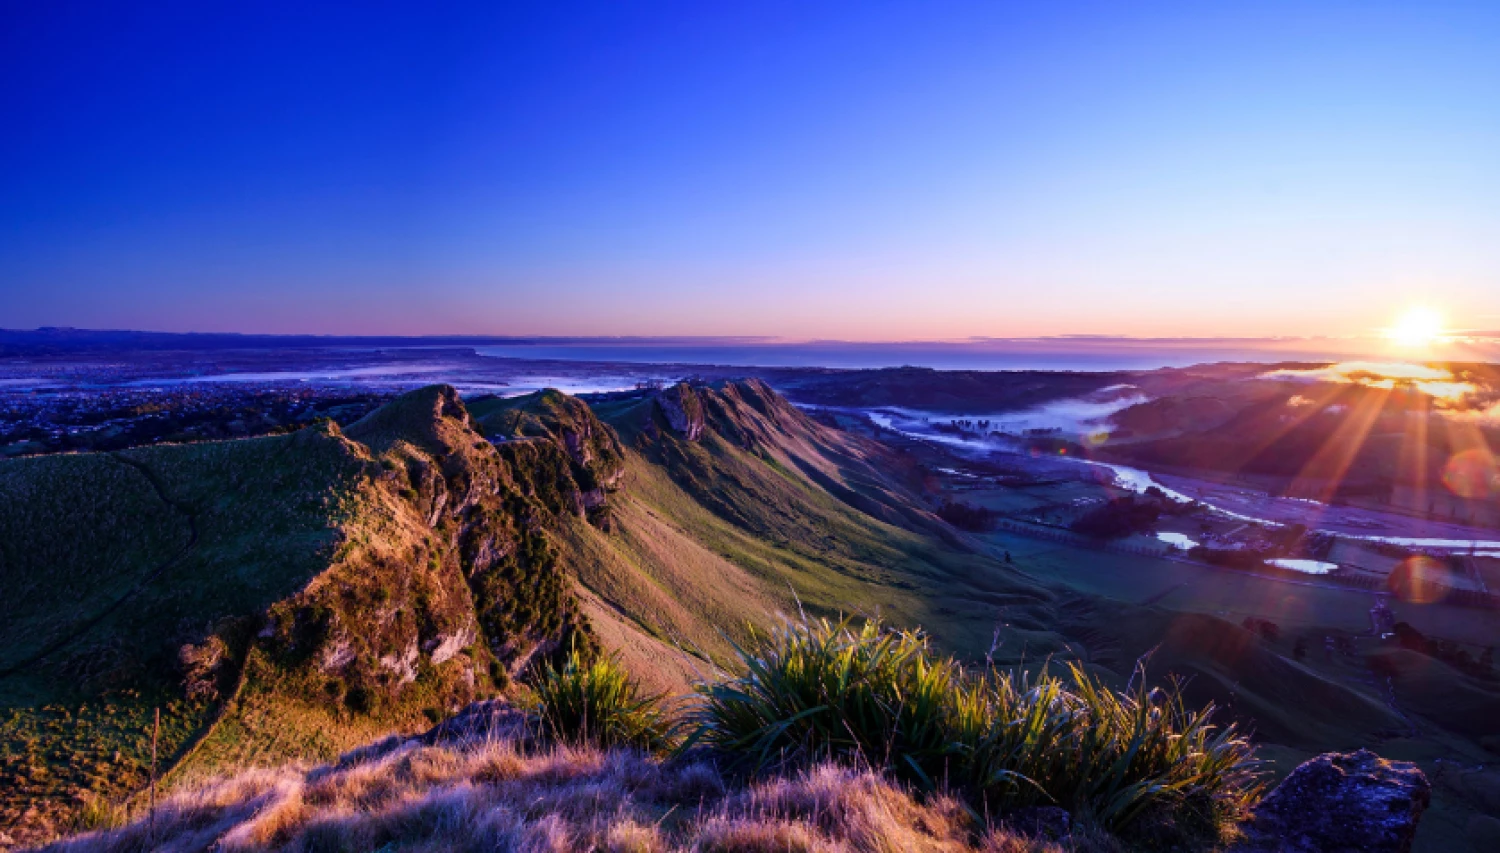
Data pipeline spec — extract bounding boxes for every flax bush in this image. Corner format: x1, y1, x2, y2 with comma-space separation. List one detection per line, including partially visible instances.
534, 647, 680, 752
688, 616, 1263, 833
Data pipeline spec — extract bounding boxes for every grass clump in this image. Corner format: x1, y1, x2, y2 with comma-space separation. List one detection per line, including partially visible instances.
535, 647, 679, 752
70, 793, 130, 833
690, 617, 1264, 836
690, 618, 969, 784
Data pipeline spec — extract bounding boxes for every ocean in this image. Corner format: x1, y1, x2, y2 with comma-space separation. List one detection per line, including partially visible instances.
474, 339, 1382, 372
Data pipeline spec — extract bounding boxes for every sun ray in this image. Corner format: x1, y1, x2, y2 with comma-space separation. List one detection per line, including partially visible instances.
1225, 381, 1357, 480
1393, 389, 1430, 519
1286, 385, 1393, 503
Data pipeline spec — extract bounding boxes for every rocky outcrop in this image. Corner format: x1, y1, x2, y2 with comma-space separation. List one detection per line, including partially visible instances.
1236, 749, 1431, 853
426, 625, 477, 666
250, 385, 597, 723
177, 634, 230, 699
468, 388, 626, 526
657, 382, 706, 441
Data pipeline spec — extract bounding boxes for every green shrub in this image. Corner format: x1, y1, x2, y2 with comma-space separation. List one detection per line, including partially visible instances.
535, 647, 678, 752
688, 617, 1264, 834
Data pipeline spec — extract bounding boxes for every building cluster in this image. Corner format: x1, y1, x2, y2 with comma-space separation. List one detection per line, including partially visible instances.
0, 380, 391, 457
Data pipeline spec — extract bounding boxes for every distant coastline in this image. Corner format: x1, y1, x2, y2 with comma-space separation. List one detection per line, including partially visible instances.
10, 327, 1497, 372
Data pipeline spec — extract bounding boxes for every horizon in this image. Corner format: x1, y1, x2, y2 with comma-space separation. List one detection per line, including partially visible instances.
9, 324, 1500, 372
4, 1, 1499, 339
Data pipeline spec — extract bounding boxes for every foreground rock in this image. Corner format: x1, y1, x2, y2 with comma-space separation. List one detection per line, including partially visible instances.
1236, 749, 1431, 853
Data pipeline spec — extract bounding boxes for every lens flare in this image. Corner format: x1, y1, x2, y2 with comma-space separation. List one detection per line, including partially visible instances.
1441, 448, 1500, 498
1386, 556, 1452, 604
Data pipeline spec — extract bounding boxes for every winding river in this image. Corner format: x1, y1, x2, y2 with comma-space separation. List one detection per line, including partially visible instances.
860, 406, 1500, 555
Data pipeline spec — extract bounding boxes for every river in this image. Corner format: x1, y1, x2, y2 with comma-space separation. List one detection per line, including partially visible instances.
859, 403, 1500, 554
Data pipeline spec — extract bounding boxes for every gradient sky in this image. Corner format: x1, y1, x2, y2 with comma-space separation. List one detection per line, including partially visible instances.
3, 1, 1498, 339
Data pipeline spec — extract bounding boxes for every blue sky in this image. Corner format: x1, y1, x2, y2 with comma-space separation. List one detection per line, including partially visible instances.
3, 1, 1498, 339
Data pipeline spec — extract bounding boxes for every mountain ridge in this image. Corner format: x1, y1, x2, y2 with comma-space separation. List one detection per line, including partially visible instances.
1, 378, 1035, 845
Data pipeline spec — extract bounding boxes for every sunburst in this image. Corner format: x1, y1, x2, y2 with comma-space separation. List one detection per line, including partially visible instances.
1387, 307, 1445, 347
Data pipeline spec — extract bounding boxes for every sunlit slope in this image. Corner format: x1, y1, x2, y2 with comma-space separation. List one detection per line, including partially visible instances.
571, 381, 1060, 678
185, 387, 600, 771
465, 381, 1061, 693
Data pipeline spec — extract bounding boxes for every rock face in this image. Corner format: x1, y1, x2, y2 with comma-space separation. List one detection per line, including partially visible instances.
1238, 749, 1431, 853
268, 384, 597, 710
467, 388, 626, 526
657, 382, 706, 441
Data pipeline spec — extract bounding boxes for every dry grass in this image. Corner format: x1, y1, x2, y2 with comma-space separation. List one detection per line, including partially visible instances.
39, 728, 1096, 853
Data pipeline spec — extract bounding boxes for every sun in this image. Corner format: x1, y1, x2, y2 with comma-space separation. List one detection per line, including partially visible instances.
1387, 307, 1445, 347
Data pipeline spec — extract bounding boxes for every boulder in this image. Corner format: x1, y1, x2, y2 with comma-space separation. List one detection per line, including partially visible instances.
1237, 749, 1430, 853
417, 699, 529, 746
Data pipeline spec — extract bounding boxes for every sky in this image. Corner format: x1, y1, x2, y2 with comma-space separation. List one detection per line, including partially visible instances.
2, 1, 1499, 341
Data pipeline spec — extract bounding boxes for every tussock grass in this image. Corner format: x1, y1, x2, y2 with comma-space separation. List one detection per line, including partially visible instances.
690, 617, 1264, 837
44, 737, 1063, 852
534, 647, 679, 752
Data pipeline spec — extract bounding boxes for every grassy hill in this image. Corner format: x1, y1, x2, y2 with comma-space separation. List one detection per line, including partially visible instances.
1, 386, 596, 842
0, 380, 1054, 845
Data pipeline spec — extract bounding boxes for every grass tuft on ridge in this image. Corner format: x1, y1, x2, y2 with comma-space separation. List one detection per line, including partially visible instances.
534, 646, 680, 753
688, 616, 1265, 836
